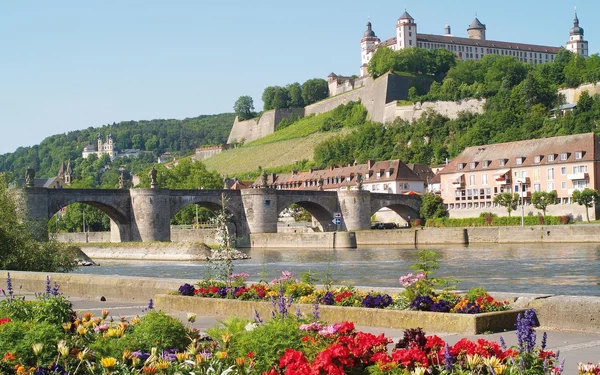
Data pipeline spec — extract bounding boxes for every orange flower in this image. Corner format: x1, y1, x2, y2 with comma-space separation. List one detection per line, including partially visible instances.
3, 352, 16, 361
142, 366, 157, 374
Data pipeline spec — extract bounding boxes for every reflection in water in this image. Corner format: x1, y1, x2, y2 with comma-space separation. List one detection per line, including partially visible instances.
73, 243, 600, 296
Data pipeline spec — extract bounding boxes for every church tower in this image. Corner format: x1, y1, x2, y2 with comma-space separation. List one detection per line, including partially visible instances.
566, 8, 588, 57
396, 9, 417, 50
360, 22, 380, 76
97, 134, 103, 158
64, 160, 72, 185
107, 132, 115, 161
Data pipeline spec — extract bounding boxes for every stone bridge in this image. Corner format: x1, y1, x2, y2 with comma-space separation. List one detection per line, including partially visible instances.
21, 188, 420, 247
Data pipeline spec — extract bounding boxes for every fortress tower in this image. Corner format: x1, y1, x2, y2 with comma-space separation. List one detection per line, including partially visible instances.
360, 22, 381, 76
467, 17, 486, 40
395, 10, 417, 50
566, 8, 588, 57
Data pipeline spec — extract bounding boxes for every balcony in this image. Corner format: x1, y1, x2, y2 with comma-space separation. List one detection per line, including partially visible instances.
568, 188, 586, 195
567, 172, 588, 180
451, 181, 465, 188
515, 177, 530, 184
518, 191, 531, 198
496, 179, 510, 185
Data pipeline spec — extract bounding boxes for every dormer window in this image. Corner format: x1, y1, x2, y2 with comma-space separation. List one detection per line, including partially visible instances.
385, 171, 391, 177
547, 154, 555, 162
376, 172, 381, 178
457, 163, 464, 171
469, 162, 477, 169
516, 157, 524, 165
498, 159, 506, 167
482, 160, 490, 168
534, 155, 541, 163
560, 153, 568, 161
346, 176, 351, 182
575, 151, 583, 160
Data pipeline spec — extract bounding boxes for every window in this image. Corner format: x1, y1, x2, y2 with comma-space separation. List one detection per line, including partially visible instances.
457, 163, 464, 171
534, 155, 541, 163
376, 172, 380, 178
547, 182, 555, 191
573, 180, 588, 189
469, 162, 476, 169
573, 165, 588, 174
533, 169, 540, 181
469, 175, 476, 186
516, 157, 523, 165
534, 184, 541, 192
547, 168, 554, 180
562, 181, 567, 190
575, 151, 583, 160
560, 153, 568, 161
482, 174, 488, 185
521, 171, 527, 178
547, 154, 554, 162
561, 167, 566, 175
385, 171, 390, 177
483, 160, 489, 168
498, 159, 505, 167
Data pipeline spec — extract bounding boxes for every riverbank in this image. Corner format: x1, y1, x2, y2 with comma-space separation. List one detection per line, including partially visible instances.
1, 271, 599, 334
77, 242, 213, 261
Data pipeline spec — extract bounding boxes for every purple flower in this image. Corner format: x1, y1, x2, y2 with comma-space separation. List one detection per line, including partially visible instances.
430, 300, 451, 312
321, 291, 335, 305
499, 336, 507, 351
45, 276, 51, 295
410, 296, 434, 311
541, 331, 547, 350
148, 299, 154, 310
444, 342, 453, 371
216, 288, 228, 298
361, 294, 393, 309
52, 282, 60, 296
178, 283, 195, 296
516, 309, 537, 353
132, 351, 150, 361
6, 272, 13, 298
253, 309, 263, 324
312, 296, 320, 321
454, 302, 481, 314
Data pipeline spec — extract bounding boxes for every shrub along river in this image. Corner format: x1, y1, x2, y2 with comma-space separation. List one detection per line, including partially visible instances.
72, 243, 600, 296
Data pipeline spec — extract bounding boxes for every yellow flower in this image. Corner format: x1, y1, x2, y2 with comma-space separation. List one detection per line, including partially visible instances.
221, 332, 232, 345
31, 343, 44, 357
235, 357, 245, 367
77, 326, 88, 336
186, 313, 197, 323
194, 354, 204, 365
466, 354, 482, 370
483, 356, 501, 368
82, 312, 94, 322
77, 348, 90, 361
57, 341, 69, 358
131, 316, 141, 325
122, 350, 132, 361
217, 351, 228, 360
186, 341, 199, 355
101, 309, 110, 319
105, 326, 124, 338
61, 322, 72, 332
176, 353, 188, 362
412, 367, 427, 375
100, 357, 117, 369
155, 360, 170, 370
494, 364, 507, 374
16, 366, 27, 375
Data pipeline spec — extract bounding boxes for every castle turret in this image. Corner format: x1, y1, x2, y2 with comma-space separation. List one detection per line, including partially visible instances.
566, 7, 588, 57
444, 24, 452, 36
360, 22, 380, 76
467, 17, 486, 40
396, 9, 417, 50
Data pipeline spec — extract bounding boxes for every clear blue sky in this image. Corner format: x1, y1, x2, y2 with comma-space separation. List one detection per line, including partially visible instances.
1, 0, 598, 154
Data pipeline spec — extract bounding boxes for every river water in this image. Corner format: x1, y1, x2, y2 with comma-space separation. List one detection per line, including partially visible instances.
72, 243, 600, 297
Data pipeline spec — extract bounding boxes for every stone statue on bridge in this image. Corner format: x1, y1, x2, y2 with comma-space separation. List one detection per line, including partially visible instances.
356, 173, 363, 190
25, 167, 35, 188
118, 171, 125, 189
261, 170, 268, 188
318, 177, 324, 191
149, 166, 158, 188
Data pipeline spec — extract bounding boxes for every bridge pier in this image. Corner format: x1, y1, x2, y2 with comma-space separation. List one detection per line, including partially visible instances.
18, 188, 50, 241
130, 189, 171, 241
241, 189, 278, 234
337, 190, 372, 231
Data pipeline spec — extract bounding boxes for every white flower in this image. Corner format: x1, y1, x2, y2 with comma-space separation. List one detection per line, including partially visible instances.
245, 322, 258, 331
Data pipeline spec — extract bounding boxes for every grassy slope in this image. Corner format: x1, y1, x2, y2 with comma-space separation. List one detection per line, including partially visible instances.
203, 111, 348, 175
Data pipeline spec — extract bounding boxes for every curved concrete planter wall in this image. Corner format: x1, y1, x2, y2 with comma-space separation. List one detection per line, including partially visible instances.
155, 294, 525, 335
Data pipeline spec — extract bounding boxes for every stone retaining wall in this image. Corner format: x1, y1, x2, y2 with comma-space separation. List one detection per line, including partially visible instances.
249, 232, 356, 248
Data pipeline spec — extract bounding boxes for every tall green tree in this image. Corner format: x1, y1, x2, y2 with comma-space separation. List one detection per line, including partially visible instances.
419, 193, 448, 220
286, 82, 304, 108
531, 191, 557, 217
367, 47, 397, 78
301, 78, 328, 106
261, 86, 278, 111
233, 95, 255, 121
271, 87, 290, 109
572, 188, 600, 223
493, 192, 519, 217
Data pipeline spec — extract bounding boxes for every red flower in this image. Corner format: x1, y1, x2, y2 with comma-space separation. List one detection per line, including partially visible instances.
247, 352, 254, 358
370, 352, 391, 364
538, 350, 556, 360
391, 348, 429, 369
3, 352, 16, 361
450, 338, 477, 358
262, 369, 279, 375
279, 349, 310, 375
425, 335, 446, 352
0, 317, 11, 325
335, 321, 355, 335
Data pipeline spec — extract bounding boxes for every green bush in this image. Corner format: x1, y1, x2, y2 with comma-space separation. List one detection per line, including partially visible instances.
0, 321, 64, 366
129, 310, 190, 352
0, 295, 73, 325
426, 215, 572, 227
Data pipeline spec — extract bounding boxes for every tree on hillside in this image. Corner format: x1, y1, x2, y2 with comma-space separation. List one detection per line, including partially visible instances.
419, 193, 448, 220
286, 82, 304, 107
531, 191, 557, 218
301, 78, 328, 105
493, 192, 519, 217
271, 87, 290, 109
367, 47, 397, 78
572, 188, 600, 223
233, 95, 255, 121
261, 86, 278, 111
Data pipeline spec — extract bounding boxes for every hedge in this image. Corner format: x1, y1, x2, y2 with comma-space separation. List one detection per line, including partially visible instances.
425, 215, 571, 228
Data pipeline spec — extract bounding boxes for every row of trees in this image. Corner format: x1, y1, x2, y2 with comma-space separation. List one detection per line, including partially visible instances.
367, 47, 457, 78
493, 189, 600, 222
262, 78, 328, 110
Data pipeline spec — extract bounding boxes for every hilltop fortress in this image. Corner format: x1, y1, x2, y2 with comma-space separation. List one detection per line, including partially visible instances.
228, 7, 588, 145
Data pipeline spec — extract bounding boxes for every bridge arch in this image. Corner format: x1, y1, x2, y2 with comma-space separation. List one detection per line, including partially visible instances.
369, 194, 421, 224
276, 191, 338, 232
47, 190, 132, 242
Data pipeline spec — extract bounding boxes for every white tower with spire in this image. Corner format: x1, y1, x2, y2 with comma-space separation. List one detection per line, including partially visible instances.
396, 8, 417, 50
566, 7, 588, 57
360, 21, 381, 76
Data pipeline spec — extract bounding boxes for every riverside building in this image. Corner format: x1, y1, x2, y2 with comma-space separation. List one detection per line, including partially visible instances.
437, 133, 600, 220
360, 8, 588, 76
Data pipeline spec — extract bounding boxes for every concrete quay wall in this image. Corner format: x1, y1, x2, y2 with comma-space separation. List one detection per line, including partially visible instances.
2, 271, 600, 333
249, 232, 357, 248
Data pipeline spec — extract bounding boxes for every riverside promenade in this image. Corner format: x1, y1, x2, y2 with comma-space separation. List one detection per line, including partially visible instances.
1, 271, 599, 373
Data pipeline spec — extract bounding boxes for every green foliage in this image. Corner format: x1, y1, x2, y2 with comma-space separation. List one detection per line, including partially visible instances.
301, 78, 328, 105
275, 114, 301, 131
129, 310, 190, 352
425, 215, 572, 227
0, 321, 64, 366
572, 188, 600, 222
286, 82, 304, 107
493, 192, 520, 217
410, 249, 440, 278
0, 295, 74, 325
419, 192, 448, 220
233, 95, 256, 121
0, 175, 79, 272
229, 316, 304, 374
531, 191, 558, 217
368, 47, 457, 78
